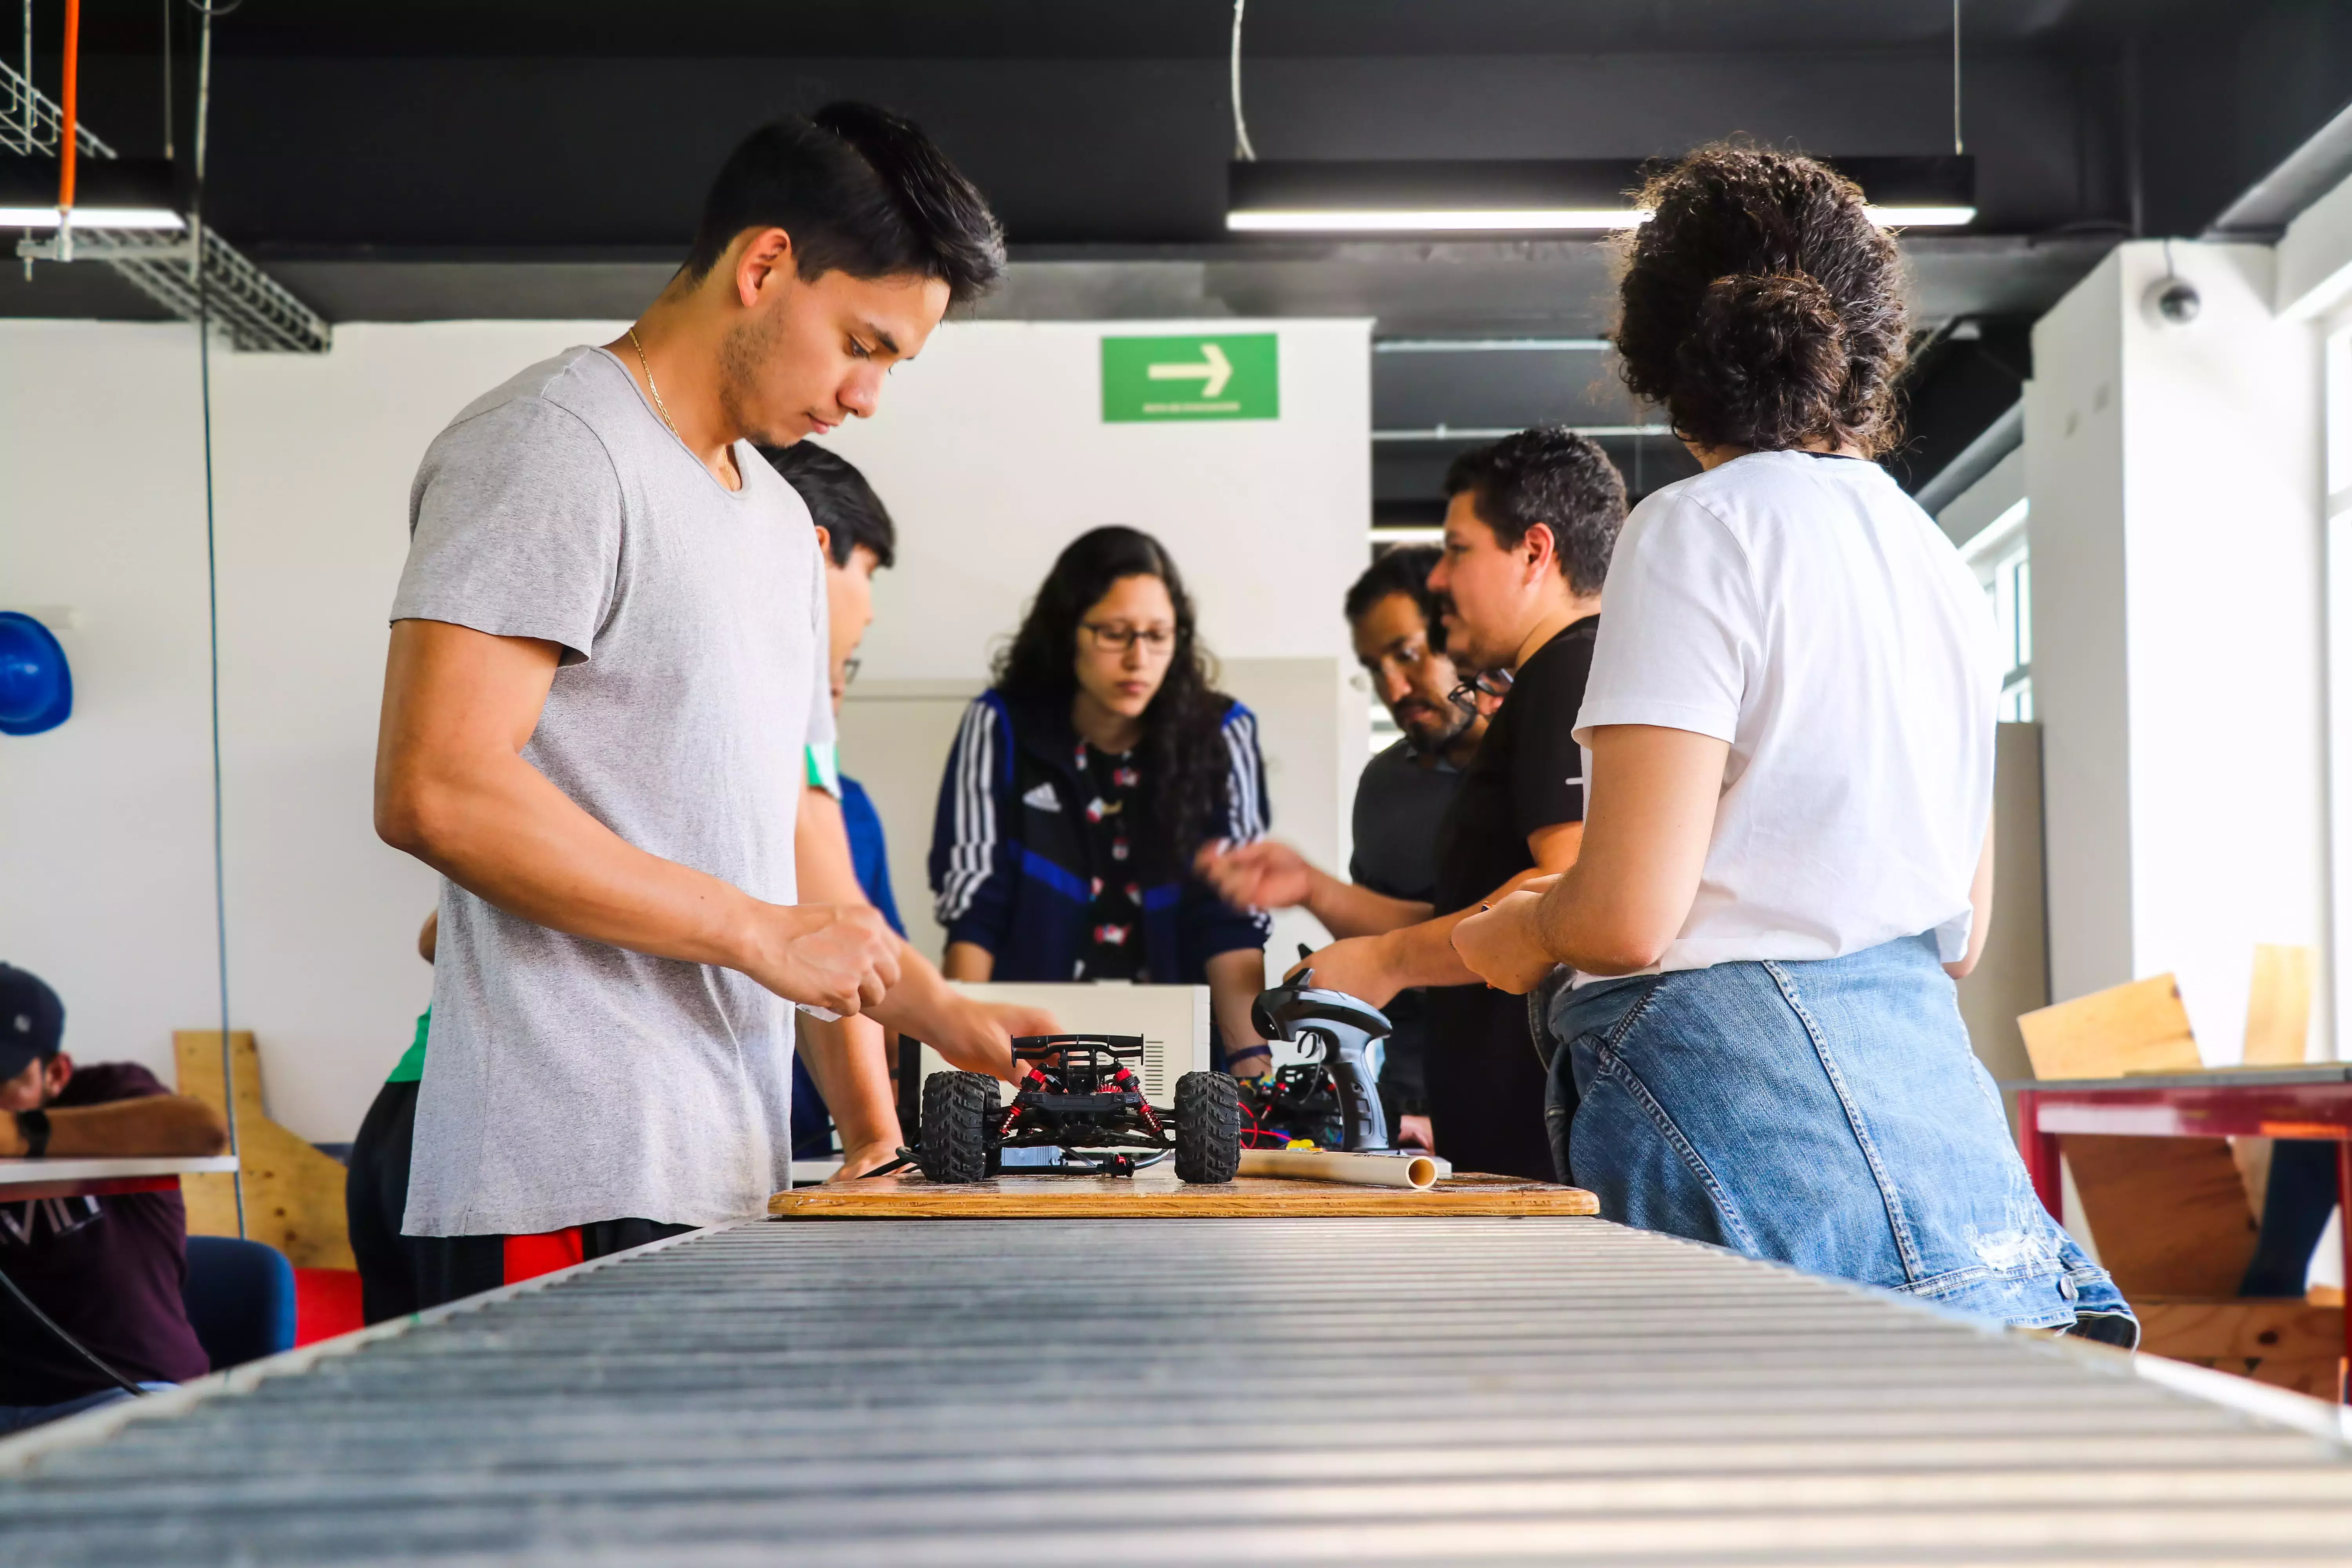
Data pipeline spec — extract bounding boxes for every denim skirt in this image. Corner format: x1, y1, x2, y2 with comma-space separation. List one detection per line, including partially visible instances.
1544, 933, 2132, 1334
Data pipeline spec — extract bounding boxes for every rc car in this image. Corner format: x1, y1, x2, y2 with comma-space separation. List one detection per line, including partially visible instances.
917, 1034, 1241, 1185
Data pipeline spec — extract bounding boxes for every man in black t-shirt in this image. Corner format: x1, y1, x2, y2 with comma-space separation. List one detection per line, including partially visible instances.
1200, 429, 1626, 1179
0, 964, 230, 1432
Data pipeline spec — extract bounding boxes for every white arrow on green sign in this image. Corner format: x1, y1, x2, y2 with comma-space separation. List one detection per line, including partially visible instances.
1101, 333, 1278, 422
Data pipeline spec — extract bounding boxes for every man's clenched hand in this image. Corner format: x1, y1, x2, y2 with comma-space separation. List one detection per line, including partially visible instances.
740, 903, 901, 1016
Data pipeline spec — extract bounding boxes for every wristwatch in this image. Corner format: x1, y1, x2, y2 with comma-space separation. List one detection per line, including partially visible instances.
13, 1108, 50, 1158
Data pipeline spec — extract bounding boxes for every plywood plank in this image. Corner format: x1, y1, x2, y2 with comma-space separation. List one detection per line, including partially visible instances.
2243, 944, 2314, 1067
2135, 1297, 2345, 1361
772, 1168, 1597, 1219
2062, 1133, 2257, 1299
2017, 973, 2201, 1081
175, 1030, 356, 1270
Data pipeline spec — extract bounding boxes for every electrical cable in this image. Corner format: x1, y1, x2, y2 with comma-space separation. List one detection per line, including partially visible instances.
1952, 0, 1964, 156
0, 1255, 150, 1398
1229, 0, 1255, 162
186, 0, 244, 1238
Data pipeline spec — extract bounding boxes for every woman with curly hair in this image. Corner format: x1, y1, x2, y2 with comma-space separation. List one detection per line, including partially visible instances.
929, 526, 1274, 1070
1453, 147, 2132, 1342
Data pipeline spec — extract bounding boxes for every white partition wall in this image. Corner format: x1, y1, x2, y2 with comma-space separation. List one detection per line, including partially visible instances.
2026, 242, 2331, 1060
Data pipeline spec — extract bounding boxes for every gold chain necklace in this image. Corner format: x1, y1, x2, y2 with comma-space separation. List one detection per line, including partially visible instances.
626, 326, 681, 442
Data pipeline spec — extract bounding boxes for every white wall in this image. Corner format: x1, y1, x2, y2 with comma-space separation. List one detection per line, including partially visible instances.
0, 315, 1369, 1139
2026, 243, 2331, 1060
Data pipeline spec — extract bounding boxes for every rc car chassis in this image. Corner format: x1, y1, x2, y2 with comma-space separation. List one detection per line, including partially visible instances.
917, 1034, 1241, 1185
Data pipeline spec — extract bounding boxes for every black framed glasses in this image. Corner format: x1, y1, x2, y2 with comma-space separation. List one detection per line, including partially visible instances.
1080, 622, 1177, 656
841, 657, 862, 687
1448, 666, 1514, 713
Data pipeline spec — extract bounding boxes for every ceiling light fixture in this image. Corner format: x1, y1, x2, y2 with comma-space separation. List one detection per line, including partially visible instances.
1228, 156, 1976, 235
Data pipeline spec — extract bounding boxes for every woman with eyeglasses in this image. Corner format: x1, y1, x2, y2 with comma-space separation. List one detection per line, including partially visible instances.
1451, 148, 2130, 1340
929, 526, 1274, 1070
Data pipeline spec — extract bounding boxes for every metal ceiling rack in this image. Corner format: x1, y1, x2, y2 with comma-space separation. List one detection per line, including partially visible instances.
3, 58, 328, 353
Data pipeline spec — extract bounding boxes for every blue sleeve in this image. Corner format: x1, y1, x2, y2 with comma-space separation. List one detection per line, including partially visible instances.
838, 777, 906, 939
927, 695, 1016, 956
1189, 701, 1274, 957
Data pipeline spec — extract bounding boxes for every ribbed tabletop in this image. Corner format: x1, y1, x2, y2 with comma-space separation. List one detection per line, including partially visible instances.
4, 1216, 2349, 1564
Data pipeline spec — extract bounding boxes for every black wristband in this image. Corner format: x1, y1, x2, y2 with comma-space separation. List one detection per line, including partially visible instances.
15, 1108, 51, 1158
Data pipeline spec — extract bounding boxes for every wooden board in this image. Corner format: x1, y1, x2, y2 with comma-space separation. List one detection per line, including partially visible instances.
2016, 973, 2201, 1080
2243, 944, 2314, 1067
175, 1030, 356, 1270
771, 1167, 1598, 1219
2137, 1296, 2347, 1402
2061, 1132, 2258, 1299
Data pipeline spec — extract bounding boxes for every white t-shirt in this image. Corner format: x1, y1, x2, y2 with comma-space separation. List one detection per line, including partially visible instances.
1573, 450, 1998, 974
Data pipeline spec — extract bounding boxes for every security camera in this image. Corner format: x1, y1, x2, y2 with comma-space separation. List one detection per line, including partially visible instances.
2144, 277, 2200, 325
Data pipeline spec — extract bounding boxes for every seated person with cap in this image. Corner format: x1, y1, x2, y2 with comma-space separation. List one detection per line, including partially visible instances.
0, 963, 230, 1433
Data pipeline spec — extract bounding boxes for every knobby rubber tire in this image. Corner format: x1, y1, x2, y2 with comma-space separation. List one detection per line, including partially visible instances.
919, 1071, 1000, 1184
1174, 1071, 1242, 1184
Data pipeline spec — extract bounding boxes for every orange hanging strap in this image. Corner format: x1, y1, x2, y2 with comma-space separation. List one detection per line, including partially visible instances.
58, 0, 82, 215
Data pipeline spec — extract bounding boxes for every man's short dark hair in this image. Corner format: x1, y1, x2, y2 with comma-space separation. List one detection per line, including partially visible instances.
1442, 426, 1628, 596
761, 443, 897, 570
1344, 545, 1446, 650
684, 102, 1005, 304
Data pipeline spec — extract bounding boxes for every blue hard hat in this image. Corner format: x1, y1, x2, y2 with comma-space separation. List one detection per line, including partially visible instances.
0, 612, 73, 736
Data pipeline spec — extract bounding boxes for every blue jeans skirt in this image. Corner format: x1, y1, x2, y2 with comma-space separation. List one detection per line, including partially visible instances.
1545, 933, 2132, 1334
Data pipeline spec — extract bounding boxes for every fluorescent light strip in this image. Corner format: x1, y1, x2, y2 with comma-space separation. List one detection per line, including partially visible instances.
0, 206, 187, 231
1232, 204, 1976, 234
1229, 208, 1651, 233
1862, 205, 1977, 227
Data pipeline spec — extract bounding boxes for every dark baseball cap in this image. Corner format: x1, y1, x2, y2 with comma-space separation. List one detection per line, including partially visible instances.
0, 964, 64, 1082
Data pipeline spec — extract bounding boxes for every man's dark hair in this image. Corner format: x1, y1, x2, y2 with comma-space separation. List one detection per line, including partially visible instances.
760, 443, 897, 570
1442, 427, 1628, 596
684, 102, 1005, 304
1344, 546, 1446, 650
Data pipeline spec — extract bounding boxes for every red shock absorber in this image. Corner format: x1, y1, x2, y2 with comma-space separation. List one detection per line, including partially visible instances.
1003, 1066, 1047, 1139
1115, 1066, 1165, 1136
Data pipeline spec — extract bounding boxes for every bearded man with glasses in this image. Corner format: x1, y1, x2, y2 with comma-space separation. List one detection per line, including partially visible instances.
1199, 428, 1625, 1179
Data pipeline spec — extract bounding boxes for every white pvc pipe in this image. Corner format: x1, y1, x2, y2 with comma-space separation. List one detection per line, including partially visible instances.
1238, 1148, 1440, 1189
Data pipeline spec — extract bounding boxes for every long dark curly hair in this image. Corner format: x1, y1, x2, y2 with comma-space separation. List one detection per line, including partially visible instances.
995, 526, 1230, 871
1613, 145, 1909, 457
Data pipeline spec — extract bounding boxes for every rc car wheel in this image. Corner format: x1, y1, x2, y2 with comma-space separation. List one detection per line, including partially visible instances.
1174, 1070, 1242, 1184
918, 1071, 1000, 1183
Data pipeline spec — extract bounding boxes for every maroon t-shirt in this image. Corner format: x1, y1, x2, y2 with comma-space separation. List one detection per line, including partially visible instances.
0, 1063, 211, 1404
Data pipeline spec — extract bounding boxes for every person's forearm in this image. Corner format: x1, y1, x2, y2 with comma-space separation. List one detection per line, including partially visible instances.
797, 1014, 902, 1153
942, 942, 994, 982
1304, 869, 1432, 939
0, 1096, 230, 1158
869, 942, 1019, 1080
1206, 948, 1269, 1058
1362, 862, 1564, 992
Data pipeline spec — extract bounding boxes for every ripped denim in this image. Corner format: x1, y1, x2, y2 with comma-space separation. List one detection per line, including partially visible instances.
1547, 933, 2131, 1334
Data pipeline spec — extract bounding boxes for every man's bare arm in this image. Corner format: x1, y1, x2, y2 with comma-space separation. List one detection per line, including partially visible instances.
373, 619, 898, 1014
0, 1096, 229, 1158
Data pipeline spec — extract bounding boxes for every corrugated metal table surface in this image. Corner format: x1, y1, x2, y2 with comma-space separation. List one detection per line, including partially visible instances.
4, 1216, 2351, 1564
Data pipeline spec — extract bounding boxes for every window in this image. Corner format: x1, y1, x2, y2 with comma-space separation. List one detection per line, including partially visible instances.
1965, 498, 2032, 722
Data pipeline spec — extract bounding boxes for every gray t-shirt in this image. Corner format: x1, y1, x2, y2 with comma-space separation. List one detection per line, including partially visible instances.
1348, 739, 1462, 902
390, 347, 832, 1236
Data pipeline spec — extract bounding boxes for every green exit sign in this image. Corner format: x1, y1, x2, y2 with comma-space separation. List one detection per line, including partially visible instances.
1101, 333, 1279, 422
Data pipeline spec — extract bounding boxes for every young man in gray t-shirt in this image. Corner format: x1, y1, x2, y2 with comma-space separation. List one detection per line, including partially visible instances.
376, 106, 1053, 1306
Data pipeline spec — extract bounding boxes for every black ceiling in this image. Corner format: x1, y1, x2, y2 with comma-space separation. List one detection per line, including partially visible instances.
9, 0, 2352, 504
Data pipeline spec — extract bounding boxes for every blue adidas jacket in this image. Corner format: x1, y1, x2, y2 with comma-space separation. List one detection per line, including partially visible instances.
927, 690, 1272, 984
